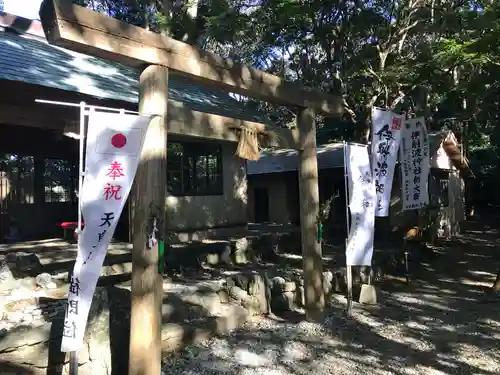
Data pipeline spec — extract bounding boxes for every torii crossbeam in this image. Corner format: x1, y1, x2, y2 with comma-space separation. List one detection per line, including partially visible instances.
38, 1, 341, 374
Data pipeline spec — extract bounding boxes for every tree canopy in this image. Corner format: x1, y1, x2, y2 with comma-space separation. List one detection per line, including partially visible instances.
73, 0, 500, 200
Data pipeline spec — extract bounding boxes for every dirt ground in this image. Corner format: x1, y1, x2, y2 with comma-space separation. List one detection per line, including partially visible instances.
1, 218, 499, 374
160, 218, 500, 374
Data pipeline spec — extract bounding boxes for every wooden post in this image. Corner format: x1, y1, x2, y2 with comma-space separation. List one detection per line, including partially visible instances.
129, 65, 168, 375
297, 107, 325, 321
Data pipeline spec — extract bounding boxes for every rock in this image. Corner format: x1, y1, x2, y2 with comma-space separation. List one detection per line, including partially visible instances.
217, 289, 229, 304
231, 273, 251, 291
271, 276, 286, 290
19, 277, 37, 289
323, 270, 333, 295
272, 291, 296, 313
283, 281, 297, 293
0, 323, 54, 353
35, 273, 57, 289
226, 282, 266, 316
5, 252, 42, 277
241, 295, 261, 316
0, 287, 130, 375
228, 285, 249, 302
270, 276, 296, 293
247, 274, 263, 296
200, 242, 232, 266
6, 311, 25, 325
247, 273, 269, 314
251, 234, 279, 262
294, 275, 305, 286
277, 232, 302, 254
296, 286, 305, 307
233, 237, 252, 264
3, 253, 18, 263
206, 253, 220, 265
0, 260, 14, 284
333, 270, 347, 293
358, 266, 376, 284
165, 241, 232, 272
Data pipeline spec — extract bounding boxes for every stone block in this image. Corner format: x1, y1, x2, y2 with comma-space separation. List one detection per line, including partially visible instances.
271, 291, 296, 313
241, 295, 261, 316
35, 273, 57, 289
323, 270, 333, 295
276, 232, 302, 254
206, 253, 220, 265
233, 237, 254, 264
296, 286, 305, 307
251, 234, 279, 261
271, 276, 296, 293
228, 285, 249, 302
217, 289, 229, 304
359, 284, 377, 305
4, 252, 42, 278
248, 273, 269, 314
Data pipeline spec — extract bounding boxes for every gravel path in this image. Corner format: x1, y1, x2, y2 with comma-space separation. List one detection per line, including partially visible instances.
162, 221, 500, 375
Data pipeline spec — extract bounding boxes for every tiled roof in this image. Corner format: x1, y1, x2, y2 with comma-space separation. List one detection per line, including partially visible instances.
247, 143, 345, 175
248, 132, 471, 176
0, 27, 267, 123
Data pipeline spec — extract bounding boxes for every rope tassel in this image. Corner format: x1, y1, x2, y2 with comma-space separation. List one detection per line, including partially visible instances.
235, 128, 260, 160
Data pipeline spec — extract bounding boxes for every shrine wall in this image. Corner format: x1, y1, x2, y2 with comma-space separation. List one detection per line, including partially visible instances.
0, 123, 79, 241
247, 172, 290, 224
165, 142, 247, 234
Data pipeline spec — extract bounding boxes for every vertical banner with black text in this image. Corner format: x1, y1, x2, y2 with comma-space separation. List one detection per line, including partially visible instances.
371, 107, 405, 217
345, 143, 376, 266
400, 117, 430, 211
61, 110, 152, 352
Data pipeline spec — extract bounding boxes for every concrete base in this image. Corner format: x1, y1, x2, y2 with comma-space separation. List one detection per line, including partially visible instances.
358, 284, 377, 305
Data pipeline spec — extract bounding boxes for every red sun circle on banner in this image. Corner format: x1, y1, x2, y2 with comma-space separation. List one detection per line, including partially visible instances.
111, 133, 127, 148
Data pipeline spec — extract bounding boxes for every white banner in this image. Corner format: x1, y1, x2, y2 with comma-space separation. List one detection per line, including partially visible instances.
61, 110, 152, 352
400, 117, 430, 211
371, 107, 405, 217
345, 143, 376, 266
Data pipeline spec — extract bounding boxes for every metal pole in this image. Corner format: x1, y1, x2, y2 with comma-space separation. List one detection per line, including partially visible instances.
69, 101, 85, 375
343, 141, 353, 317
35, 98, 159, 116
77, 101, 85, 234
69, 351, 78, 375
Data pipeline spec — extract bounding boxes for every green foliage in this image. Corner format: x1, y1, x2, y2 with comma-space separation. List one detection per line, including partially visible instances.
76, 1, 500, 202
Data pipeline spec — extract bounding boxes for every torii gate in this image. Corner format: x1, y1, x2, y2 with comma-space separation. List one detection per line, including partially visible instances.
38, 1, 343, 374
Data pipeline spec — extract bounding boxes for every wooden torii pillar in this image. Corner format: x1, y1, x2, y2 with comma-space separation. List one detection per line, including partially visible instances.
39, 0, 343, 373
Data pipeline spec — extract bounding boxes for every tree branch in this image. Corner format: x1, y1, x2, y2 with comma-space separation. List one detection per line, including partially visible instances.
342, 98, 357, 122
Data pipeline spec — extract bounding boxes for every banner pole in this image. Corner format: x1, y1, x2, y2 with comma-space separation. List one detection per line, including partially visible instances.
34, 99, 160, 117
77, 101, 85, 234
69, 101, 85, 375
343, 141, 353, 317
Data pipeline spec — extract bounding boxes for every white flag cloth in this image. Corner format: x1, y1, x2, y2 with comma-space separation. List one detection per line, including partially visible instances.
371, 107, 405, 217
61, 110, 152, 352
345, 143, 376, 266
400, 117, 430, 211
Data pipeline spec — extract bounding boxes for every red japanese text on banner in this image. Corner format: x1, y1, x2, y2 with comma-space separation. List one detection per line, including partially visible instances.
61, 110, 153, 352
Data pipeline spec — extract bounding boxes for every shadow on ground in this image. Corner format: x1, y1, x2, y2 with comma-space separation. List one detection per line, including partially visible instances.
160, 218, 500, 375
